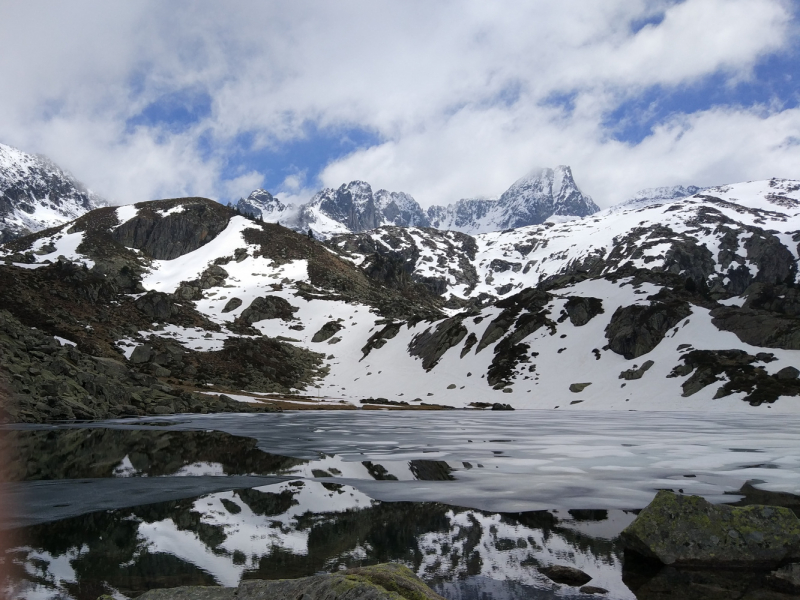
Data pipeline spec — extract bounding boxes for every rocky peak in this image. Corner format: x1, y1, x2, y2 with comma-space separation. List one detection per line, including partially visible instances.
236, 189, 287, 219
0, 142, 105, 242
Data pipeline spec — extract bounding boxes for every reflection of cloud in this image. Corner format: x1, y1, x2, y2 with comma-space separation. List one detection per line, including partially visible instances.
0, 1, 797, 206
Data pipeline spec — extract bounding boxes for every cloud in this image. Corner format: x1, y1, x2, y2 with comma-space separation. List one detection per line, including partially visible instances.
0, 0, 797, 207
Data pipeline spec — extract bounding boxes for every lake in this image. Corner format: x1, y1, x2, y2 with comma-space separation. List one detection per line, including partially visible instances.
3, 410, 800, 599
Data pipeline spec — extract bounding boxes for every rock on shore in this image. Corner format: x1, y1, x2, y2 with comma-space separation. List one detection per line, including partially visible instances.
132, 563, 444, 600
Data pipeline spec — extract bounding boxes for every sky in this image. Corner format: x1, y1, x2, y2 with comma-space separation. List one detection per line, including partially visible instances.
1, 0, 799, 208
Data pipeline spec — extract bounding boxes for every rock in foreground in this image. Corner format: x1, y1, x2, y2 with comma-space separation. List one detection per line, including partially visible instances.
621, 490, 800, 568
134, 563, 444, 600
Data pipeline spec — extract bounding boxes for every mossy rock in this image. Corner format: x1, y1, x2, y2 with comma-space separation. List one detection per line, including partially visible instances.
133, 563, 443, 600
621, 490, 800, 568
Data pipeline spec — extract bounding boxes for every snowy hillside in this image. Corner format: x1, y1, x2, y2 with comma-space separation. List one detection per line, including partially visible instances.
3, 177, 798, 419
0, 142, 105, 243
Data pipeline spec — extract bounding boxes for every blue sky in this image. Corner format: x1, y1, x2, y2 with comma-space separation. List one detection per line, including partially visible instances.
1, 0, 799, 207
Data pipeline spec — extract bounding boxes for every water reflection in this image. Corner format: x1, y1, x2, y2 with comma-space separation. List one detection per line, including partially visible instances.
4, 480, 635, 600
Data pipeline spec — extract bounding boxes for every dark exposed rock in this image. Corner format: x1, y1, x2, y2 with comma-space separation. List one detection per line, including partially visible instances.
621, 490, 800, 568
711, 306, 800, 350
476, 287, 552, 353
766, 563, 800, 594
605, 300, 692, 359
491, 403, 514, 411
560, 296, 604, 326
236, 295, 298, 325
460, 332, 477, 358
569, 382, 592, 393
362, 321, 402, 358
312, 320, 345, 343
134, 291, 180, 321
112, 198, 232, 260
220, 297, 242, 313
619, 360, 654, 380
667, 349, 800, 405
408, 316, 468, 371
539, 565, 592, 586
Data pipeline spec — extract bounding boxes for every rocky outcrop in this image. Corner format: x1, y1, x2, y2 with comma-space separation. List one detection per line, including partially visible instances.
408, 316, 468, 371
619, 360, 654, 380
236, 295, 298, 325
0, 310, 279, 423
112, 198, 232, 260
362, 321, 402, 358
621, 490, 800, 568
560, 296, 604, 326
711, 306, 800, 350
605, 300, 692, 359
667, 349, 800, 404
135, 563, 445, 600
312, 320, 345, 343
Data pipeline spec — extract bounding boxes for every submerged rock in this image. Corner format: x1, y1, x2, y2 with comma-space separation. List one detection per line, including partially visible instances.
621, 490, 800, 568
539, 565, 593, 586
135, 563, 445, 600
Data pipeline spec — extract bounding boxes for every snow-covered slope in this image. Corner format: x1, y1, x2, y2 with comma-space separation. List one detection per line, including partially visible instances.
0, 142, 105, 243
427, 166, 599, 234
2, 178, 799, 415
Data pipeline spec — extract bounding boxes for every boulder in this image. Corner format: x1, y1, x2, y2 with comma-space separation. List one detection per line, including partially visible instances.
621, 490, 800, 567
312, 320, 345, 343
539, 565, 593, 586
135, 563, 444, 600
221, 297, 242, 313
237, 295, 298, 324
767, 562, 800, 594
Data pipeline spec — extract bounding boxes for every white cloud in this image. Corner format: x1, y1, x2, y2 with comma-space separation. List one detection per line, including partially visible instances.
0, 0, 796, 207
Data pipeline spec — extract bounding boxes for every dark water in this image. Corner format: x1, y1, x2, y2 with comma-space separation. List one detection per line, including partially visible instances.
3, 411, 800, 599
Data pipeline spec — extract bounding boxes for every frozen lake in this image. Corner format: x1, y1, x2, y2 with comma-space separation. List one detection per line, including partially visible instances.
4, 410, 800, 599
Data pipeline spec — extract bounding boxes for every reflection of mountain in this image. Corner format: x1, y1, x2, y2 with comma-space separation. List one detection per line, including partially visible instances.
7, 480, 635, 600
1, 428, 306, 481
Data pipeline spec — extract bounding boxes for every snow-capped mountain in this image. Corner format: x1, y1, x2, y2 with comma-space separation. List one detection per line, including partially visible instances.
235, 188, 292, 221
0, 142, 105, 243
243, 165, 598, 239
427, 166, 600, 233
2, 177, 799, 422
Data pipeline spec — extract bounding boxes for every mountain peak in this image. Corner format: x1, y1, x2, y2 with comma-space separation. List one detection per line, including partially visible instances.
0, 142, 106, 242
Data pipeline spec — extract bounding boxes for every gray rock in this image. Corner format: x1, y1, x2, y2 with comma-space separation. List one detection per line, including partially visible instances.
569, 382, 591, 393
312, 320, 345, 343
539, 565, 592, 586
237, 295, 298, 324
621, 490, 800, 567
767, 562, 800, 594
408, 316, 468, 371
605, 300, 692, 359
237, 563, 444, 600
619, 360, 654, 380
136, 586, 235, 599
220, 297, 242, 313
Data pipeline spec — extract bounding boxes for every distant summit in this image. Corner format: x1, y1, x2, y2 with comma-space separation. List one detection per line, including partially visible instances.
245, 165, 599, 238
428, 166, 599, 234
0, 142, 106, 242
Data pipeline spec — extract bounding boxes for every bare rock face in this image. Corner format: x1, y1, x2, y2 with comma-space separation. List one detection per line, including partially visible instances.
408, 315, 468, 371
621, 490, 800, 568
605, 300, 692, 359
135, 563, 445, 600
112, 198, 231, 260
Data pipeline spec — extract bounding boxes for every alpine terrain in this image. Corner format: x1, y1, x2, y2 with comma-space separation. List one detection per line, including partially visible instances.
1, 143, 799, 423
0, 142, 106, 243
235, 165, 599, 238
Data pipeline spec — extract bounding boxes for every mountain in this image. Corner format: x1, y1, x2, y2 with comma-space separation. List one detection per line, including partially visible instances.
242, 165, 598, 239
622, 184, 706, 207
1, 177, 799, 423
0, 142, 106, 243
427, 166, 600, 233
